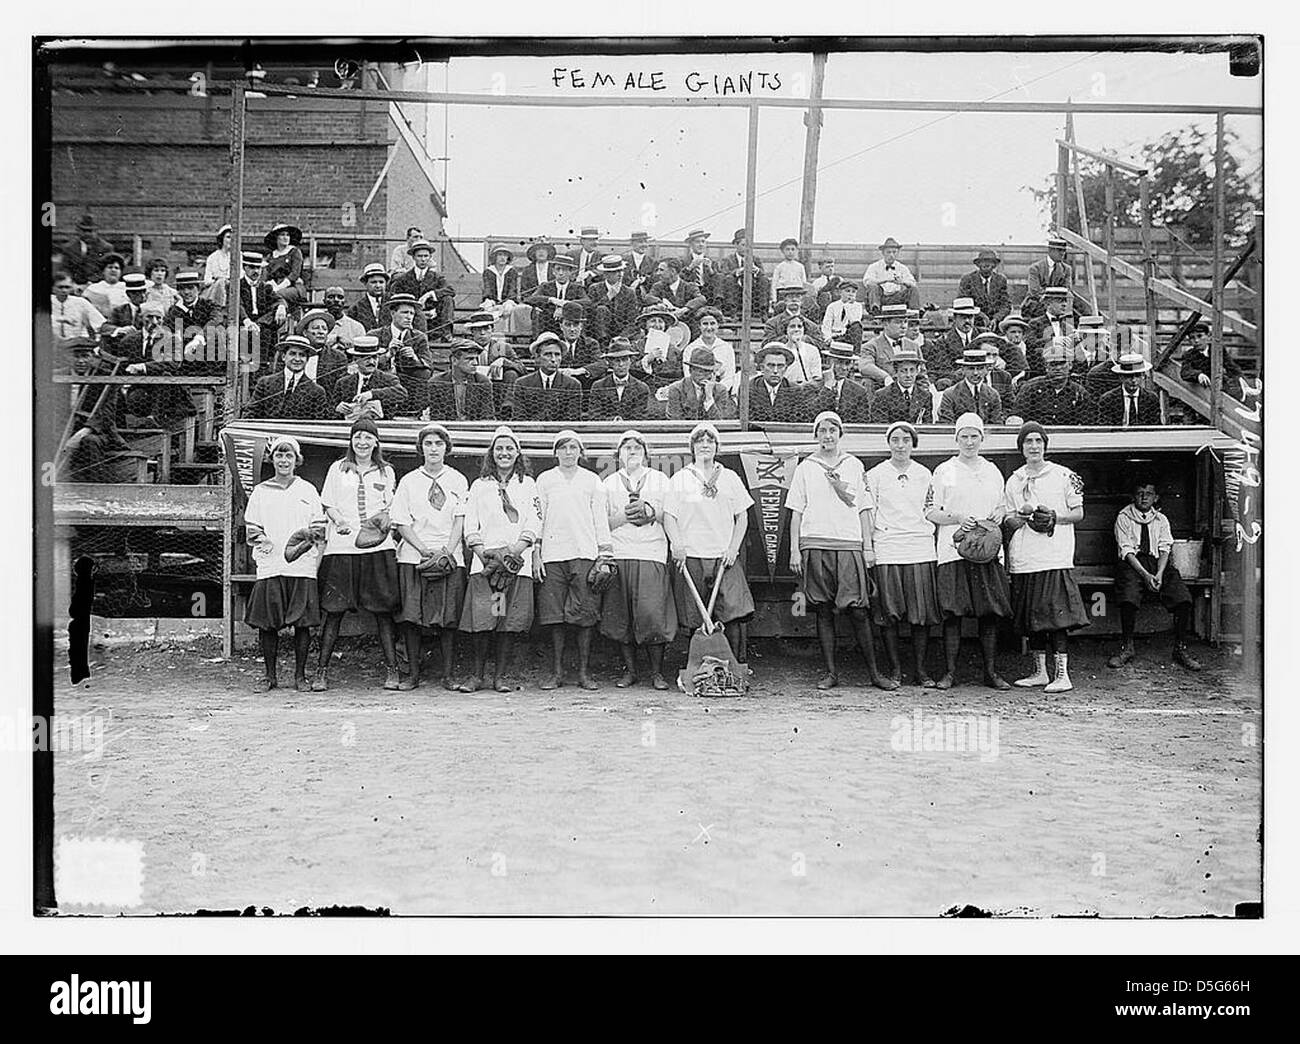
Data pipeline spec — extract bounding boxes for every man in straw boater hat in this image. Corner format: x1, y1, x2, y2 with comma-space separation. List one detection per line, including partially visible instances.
681, 228, 717, 303
585, 253, 641, 344
932, 295, 983, 390
390, 237, 454, 337
426, 339, 495, 422
937, 346, 1007, 426
329, 335, 409, 420
958, 248, 1011, 330
815, 341, 873, 423
463, 308, 525, 384
295, 303, 352, 389
246, 333, 329, 421
869, 343, 933, 425
789, 410, 901, 691
535, 429, 616, 690
862, 236, 921, 314
504, 331, 582, 422
665, 345, 738, 421
622, 230, 657, 299
235, 250, 283, 363
368, 291, 431, 417
997, 309, 1032, 380
1023, 234, 1075, 318
1097, 353, 1163, 427
587, 337, 650, 422
716, 227, 768, 319
348, 261, 393, 331
525, 253, 588, 338
571, 225, 604, 287
858, 302, 911, 390
748, 341, 812, 424
1009, 337, 1095, 426
1077, 314, 1121, 397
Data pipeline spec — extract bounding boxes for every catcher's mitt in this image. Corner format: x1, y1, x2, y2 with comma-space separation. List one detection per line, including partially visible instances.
417, 550, 457, 579
1027, 504, 1057, 535
587, 558, 618, 594
480, 547, 513, 591
283, 521, 327, 562
354, 511, 391, 549
953, 519, 1003, 564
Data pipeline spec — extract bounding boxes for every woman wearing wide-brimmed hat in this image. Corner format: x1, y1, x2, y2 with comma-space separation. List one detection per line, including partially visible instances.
926, 412, 1012, 690
243, 434, 325, 693
1003, 420, 1089, 692
600, 430, 678, 690
457, 425, 542, 692
390, 423, 469, 692
865, 420, 943, 686
263, 222, 307, 313
313, 416, 403, 691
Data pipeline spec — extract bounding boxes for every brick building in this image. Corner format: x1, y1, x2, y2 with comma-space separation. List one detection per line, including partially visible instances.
48, 60, 463, 284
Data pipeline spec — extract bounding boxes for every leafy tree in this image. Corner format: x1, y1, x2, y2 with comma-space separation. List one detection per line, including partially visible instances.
1026, 124, 1260, 250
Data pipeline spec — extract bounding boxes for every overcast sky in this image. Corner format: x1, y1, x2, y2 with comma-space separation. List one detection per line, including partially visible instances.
424, 47, 1260, 250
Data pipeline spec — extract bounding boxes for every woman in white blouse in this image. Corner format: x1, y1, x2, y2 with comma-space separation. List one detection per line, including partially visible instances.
601, 430, 678, 690
865, 421, 943, 686
313, 417, 402, 691
390, 423, 469, 692
1003, 421, 1089, 692
925, 412, 1012, 690
457, 426, 542, 693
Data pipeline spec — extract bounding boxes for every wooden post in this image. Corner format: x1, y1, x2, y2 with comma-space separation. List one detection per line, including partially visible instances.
1240, 206, 1261, 678
1104, 165, 1117, 335
1055, 111, 1070, 231
797, 52, 827, 269
308, 235, 318, 300
222, 82, 246, 659
1210, 112, 1226, 428
1063, 112, 1096, 314
739, 103, 759, 431
1139, 174, 1158, 362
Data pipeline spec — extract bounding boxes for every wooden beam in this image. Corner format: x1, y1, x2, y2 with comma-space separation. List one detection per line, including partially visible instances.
1152, 233, 1258, 369
1151, 370, 1256, 443
52, 375, 228, 385
739, 103, 759, 431
1054, 138, 1148, 176
54, 482, 226, 525
1211, 113, 1226, 429
1066, 116, 1098, 314
1055, 229, 1257, 339
797, 53, 827, 270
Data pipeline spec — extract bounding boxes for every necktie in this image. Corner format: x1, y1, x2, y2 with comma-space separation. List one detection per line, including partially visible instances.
813, 458, 856, 508
693, 465, 720, 498
357, 375, 367, 396
1127, 394, 1138, 425
286, 375, 298, 396
427, 475, 446, 511
496, 480, 519, 523
1139, 519, 1152, 557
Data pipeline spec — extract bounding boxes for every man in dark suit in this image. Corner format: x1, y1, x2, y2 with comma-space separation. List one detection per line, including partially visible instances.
937, 347, 1006, 425
368, 293, 431, 417
716, 228, 768, 319
930, 296, 981, 390
427, 340, 495, 422
587, 339, 650, 422
246, 335, 328, 420
586, 255, 642, 344
389, 239, 455, 338
621, 231, 657, 300
869, 347, 933, 424
234, 253, 283, 372
504, 332, 582, 422
681, 230, 717, 305
1023, 236, 1075, 318
294, 309, 351, 392
165, 270, 216, 333
1011, 339, 1095, 425
1027, 287, 1078, 376
665, 346, 737, 420
525, 255, 588, 338
329, 336, 409, 420
749, 343, 814, 424
958, 249, 1011, 330
552, 300, 607, 389
348, 262, 393, 330
816, 342, 873, 423
104, 272, 148, 337
1097, 355, 1163, 426
644, 258, 707, 337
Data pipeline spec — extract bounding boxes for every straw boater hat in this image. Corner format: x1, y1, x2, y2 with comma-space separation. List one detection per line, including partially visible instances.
880, 303, 909, 321
579, 226, 600, 239
951, 296, 980, 316
174, 270, 201, 287
551, 254, 578, 271
1077, 315, 1107, 332
971, 332, 1006, 352
826, 341, 856, 361
999, 311, 1029, 333
1111, 353, 1152, 376
488, 243, 514, 263
278, 333, 313, 355
240, 251, 266, 268
955, 347, 993, 368
360, 262, 388, 283
347, 335, 382, 357
263, 222, 302, 249
598, 254, 625, 273
757, 341, 796, 365
685, 229, 710, 243
603, 337, 635, 359
1042, 286, 1071, 301
386, 293, 418, 311
1047, 236, 1070, 251
140, 300, 166, 318
122, 273, 148, 292
812, 410, 843, 435
463, 311, 497, 329
973, 248, 1001, 265
630, 231, 650, 245
526, 238, 556, 262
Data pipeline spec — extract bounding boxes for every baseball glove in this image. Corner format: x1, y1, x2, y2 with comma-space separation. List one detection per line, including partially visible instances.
587, 558, 618, 594
417, 550, 457, 579
953, 519, 1003, 564
354, 511, 391, 549
1027, 504, 1057, 535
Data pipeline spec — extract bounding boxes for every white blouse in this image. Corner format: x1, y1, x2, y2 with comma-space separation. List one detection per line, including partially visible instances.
930, 455, 1006, 566
462, 474, 542, 578
388, 465, 469, 567
603, 468, 671, 562
865, 459, 937, 565
319, 459, 398, 556
1003, 461, 1084, 574
244, 476, 324, 580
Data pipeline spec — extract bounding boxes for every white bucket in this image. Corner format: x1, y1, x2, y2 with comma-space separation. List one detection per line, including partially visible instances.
1169, 539, 1204, 579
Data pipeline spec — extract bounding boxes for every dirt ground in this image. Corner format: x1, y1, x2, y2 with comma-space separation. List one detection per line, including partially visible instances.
50, 632, 1261, 917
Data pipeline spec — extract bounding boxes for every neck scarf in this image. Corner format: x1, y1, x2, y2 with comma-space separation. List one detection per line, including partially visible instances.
493, 474, 520, 523
807, 454, 856, 507
689, 463, 721, 498
424, 465, 446, 510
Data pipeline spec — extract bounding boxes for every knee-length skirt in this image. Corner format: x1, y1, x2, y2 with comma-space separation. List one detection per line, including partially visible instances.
458, 573, 535, 634
396, 563, 467, 629
601, 558, 679, 645
318, 551, 401, 615
1010, 568, 1090, 635
871, 562, 943, 627
936, 559, 1012, 620
245, 576, 321, 631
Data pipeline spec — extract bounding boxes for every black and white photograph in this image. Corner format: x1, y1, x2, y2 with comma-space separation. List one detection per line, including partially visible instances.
8, 10, 1291, 969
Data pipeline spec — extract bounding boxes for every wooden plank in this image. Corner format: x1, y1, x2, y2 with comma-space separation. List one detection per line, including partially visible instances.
1151, 369, 1257, 442
1057, 229, 1257, 339
52, 375, 228, 385
1054, 138, 1147, 176
54, 482, 226, 525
